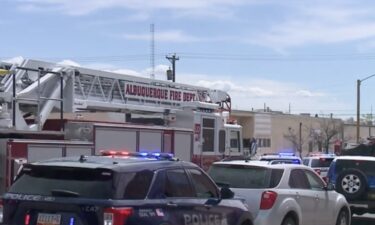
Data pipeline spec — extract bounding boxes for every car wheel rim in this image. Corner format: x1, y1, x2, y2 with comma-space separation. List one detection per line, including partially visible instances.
339, 211, 347, 225
341, 174, 361, 193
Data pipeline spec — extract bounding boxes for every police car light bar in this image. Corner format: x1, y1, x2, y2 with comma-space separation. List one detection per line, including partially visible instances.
308, 153, 336, 157
100, 150, 174, 160
278, 152, 296, 157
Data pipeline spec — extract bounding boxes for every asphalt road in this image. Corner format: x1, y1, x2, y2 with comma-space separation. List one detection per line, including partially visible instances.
351, 214, 375, 225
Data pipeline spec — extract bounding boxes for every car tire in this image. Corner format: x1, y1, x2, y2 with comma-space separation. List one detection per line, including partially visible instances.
281, 216, 296, 225
335, 209, 349, 225
335, 169, 367, 200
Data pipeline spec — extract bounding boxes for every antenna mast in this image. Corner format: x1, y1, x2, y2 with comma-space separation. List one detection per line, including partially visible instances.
150, 24, 155, 79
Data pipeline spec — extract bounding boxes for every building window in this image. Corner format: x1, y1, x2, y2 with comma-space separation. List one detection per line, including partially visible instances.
257, 138, 271, 148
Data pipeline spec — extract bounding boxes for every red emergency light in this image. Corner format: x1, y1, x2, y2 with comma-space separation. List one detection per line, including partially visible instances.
99, 150, 174, 160
100, 150, 131, 156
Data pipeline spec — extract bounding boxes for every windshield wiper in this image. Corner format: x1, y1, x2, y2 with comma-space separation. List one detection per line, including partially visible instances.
51, 189, 80, 197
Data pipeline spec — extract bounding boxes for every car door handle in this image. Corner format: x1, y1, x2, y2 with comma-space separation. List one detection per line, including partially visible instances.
167, 202, 178, 207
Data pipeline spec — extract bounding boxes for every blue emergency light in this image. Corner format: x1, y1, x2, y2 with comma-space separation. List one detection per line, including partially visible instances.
100, 150, 174, 160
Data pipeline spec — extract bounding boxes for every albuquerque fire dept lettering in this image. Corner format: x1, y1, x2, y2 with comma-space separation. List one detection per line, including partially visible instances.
125, 84, 168, 99
125, 83, 196, 102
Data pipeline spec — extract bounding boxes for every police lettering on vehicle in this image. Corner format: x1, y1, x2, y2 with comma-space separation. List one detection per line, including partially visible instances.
183, 214, 228, 225
3, 193, 55, 202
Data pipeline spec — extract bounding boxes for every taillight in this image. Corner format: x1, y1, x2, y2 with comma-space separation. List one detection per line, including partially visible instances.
260, 191, 277, 210
104, 207, 133, 225
24, 213, 30, 225
314, 169, 321, 175
0, 199, 3, 223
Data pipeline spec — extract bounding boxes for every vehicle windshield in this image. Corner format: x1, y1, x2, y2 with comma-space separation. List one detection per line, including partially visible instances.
208, 164, 284, 189
10, 165, 154, 200
10, 166, 115, 199
311, 158, 334, 168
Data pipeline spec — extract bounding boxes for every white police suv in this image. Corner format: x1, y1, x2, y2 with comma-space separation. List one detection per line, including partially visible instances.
208, 160, 350, 225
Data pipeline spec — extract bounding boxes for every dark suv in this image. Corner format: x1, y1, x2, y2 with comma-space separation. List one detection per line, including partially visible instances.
327, 156, 375, 214
1, 151, 253, 225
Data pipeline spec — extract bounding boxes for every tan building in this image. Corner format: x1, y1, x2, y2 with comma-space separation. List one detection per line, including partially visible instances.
232, 109, 373, 157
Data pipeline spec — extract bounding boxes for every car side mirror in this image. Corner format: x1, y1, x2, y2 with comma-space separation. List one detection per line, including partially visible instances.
220, 187, 234, 199
323, 183, 335, 191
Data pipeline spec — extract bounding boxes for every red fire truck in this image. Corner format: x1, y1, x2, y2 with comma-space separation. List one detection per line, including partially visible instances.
0, 59, 244, 193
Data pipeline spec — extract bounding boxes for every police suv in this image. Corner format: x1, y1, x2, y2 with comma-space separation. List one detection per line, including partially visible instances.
302, 153, 336, 181
1, 151, 253, 225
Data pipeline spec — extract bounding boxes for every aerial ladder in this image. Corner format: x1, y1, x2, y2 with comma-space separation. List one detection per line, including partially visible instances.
0, 59, 232, 131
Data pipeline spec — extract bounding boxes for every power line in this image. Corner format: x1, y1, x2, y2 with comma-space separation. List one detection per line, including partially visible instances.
4, 51, 375, 63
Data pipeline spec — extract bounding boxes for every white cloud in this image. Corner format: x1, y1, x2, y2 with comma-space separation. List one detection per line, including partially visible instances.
255, 21, 375, 50
295, 90, 324, 97
82, 62, 142, 77
184, 76, 341, 113
17, 0, 252, 16
195, 80, 275, 97
122, 30, 202, 42
120, 30, 237, 43
113, 69, 141, 76
252, 4, 375, 50
3, 56, 24, 65
58, 59, 81, 67
192, 78, 325, 99
357, 39, 375, 52
142, 64, 169, 79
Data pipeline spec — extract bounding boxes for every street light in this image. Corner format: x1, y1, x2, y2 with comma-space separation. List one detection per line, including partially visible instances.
357, 74, 375, 143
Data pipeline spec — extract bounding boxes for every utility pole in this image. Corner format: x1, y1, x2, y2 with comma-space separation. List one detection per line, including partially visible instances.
166, 53, 179, 82
357, 79, 361, 143
370, 105, 373, 137
150, 24, 155, 79
356, 74, 375, 143
299, 122, 302, 157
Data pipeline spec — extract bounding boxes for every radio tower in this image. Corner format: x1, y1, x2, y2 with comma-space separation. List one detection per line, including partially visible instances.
150, 24, 155, 79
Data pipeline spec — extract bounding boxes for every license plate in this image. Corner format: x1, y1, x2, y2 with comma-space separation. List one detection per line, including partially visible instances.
37, 213, 61, 225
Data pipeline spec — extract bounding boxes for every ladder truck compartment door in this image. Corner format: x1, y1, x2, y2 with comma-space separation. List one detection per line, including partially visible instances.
95, 127, 137, 153
27, 145, 63, 163
174, 132, 193, 162
139, 130, 162, 152
66, 146, 93, 157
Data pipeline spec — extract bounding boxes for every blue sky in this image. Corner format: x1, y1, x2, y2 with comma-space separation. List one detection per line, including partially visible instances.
2, 0, 375, 119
